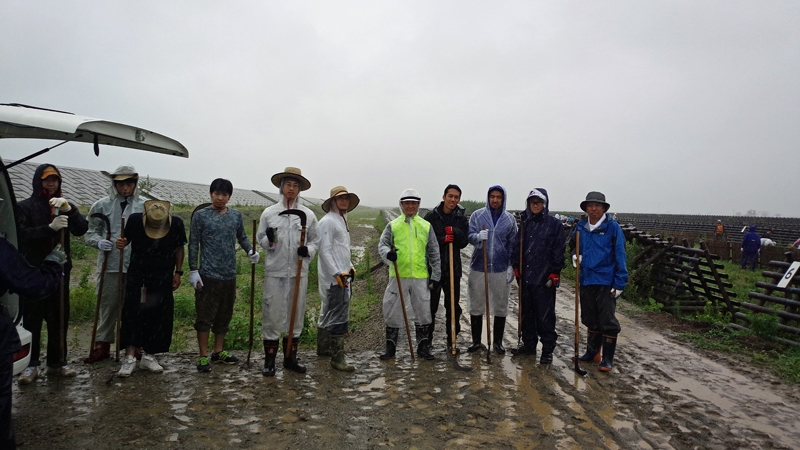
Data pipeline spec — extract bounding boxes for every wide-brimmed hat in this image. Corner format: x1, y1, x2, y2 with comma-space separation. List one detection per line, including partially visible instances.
322, 186, 360, 213
143, 200, 172, 239
271, 167, 311, 191
580, 191, 610, 212
110, 165, 139, 182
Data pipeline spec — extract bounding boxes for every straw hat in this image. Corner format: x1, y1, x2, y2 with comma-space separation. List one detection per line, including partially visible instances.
110, 165, 139, 182
322, 186, 360, 213
579, 191, 610, 212
271, 167, 311, 191
143, 200, 172, 239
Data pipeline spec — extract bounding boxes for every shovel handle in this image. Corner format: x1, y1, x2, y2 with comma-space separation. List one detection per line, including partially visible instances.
391, 247, 415, 361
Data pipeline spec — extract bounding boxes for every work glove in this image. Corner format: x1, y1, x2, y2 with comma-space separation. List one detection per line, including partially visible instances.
740, 248, 743, 252
336, 273, 350, 289
386, 251, 397, 262
546, 274, 560, 288
349, 268, 356, 279
248, 249, 260, 264
297, 246, 310, 257
506, 266, 514, 283
478, 229, 489, 241
571, 254, 582, 268
445, 226, 454, 235
44, 244, 67, 266
49, 215, 69, 231
513, 268, 520, 282
611, 288, 623, 299
428, 279, 440, 292
189, 270, 203, 290
97, 239, 114, 252
444, 234, 454, 243
49, 197, 71, 213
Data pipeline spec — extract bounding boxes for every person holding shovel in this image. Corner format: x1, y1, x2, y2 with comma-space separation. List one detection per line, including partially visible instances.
83, 165, 143, 364
16, 164, 88, 384
377, 188, 441, 361
423, 184, 469, 353
188, 178, 260, 372
256, 167, 319, 376
570, 191, 628, 372
115, 200, 186, 377
467, 185, 517, 354
316, 186, 360, 372
510, 188, 566, 364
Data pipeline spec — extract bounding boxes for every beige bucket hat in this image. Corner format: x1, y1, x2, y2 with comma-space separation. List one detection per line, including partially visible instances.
143, 200, 172, 239
322, 186, 360, 213
110, 165, 139, 182
271, 167, 311, 191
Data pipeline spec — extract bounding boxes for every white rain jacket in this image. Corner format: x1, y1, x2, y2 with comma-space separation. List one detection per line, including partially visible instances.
317, 203, 354, 329
84, 171, 144, 274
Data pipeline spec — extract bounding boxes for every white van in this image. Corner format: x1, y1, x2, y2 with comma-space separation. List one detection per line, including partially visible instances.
0, 103, 187, 375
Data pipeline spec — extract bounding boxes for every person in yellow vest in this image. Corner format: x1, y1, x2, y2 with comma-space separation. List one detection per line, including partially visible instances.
378, 188, 441, 360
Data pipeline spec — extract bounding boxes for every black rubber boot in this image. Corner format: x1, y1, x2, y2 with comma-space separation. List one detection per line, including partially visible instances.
317, 327, 332, 357
467, 315, 483, 353
282, 337, 307, 374
493, 316, 506, 354
262, 339, 279, 377
379, 327, 399, 360
416, 325, 435, 360
511, 345, 536, 356
576, 330, 602, 362
539, 352, 553, 364
599, 335, 617, 372
330, 335, 355, 372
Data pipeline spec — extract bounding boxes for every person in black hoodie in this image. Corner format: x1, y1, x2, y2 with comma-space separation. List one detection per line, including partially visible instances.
511, 188, 566, 364
423, 185, 470, 353
16, 164, 88, 383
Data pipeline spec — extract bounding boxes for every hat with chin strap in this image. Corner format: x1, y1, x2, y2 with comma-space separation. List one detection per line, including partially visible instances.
322, 186, 360, 213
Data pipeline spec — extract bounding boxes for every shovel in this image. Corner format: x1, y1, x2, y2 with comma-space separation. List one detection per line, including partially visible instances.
247, 219, 256, 368
448, 241, 471, 372
115, 217, 125, 362
390, 246, 415, 361
280, 209, 307, 366
482, 225, 491, 364
87, 213, 111, 360
574, 231, 588, 376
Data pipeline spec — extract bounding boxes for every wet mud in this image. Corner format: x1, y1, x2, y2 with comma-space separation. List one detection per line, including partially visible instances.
12, 246, 800, 449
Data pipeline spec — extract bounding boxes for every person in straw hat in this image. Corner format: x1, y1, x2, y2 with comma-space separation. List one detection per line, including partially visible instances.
83, 165, 143, 364
115, 200, 186, 377
256, 167, 319, 376
316, 186, 360, 372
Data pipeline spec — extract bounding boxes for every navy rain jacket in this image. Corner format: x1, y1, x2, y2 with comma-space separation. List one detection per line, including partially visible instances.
511, 188, 566, 286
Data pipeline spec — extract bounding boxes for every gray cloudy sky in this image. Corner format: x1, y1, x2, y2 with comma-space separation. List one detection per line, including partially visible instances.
2, 1, 799, 216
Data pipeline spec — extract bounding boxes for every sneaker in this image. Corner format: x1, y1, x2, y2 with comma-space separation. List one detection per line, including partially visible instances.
211, 350, 239, 365
140, 354, 164, 372
117, 355, 137, 378
197, 356, 211, 372
46, 365, 76, 378
18, 366, 38, 385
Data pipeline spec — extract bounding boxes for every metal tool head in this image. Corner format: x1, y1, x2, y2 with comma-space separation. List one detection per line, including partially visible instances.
279, 208, 307, 227
90, 212, 111, 235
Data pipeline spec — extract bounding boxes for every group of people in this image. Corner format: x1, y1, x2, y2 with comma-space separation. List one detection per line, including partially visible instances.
10, 163, 629, 385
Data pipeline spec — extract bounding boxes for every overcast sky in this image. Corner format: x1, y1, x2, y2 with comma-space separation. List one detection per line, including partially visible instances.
2, 2, 799, 216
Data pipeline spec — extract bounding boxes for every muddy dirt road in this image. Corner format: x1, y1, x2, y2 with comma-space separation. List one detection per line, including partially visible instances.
12, 245, 800, 449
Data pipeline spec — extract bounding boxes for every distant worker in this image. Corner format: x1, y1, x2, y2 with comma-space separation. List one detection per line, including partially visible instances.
467, 185, 517, 355
714, 220, 725, 241
741, 225, 761, 271
378, 189, 441, 361
317, 186, 360, 371
17, 164, 88, 384
572, 191, 628, 372
83, 165, 143, 364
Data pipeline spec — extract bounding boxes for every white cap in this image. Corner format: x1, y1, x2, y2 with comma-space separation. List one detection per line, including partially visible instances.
527, 189, 547, 206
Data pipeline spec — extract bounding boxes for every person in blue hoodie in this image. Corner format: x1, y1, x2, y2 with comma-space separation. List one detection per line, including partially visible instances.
740, 225, 761, 271
467, 186, 517, 354
571, 191, 628, 372
510, 189, 566, 364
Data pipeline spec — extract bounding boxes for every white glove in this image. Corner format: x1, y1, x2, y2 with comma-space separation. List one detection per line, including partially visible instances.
44, 244, 67, 265
571, 254, 582, 268
49, 215, 69, 231
49, 197, 71, 213
248, 249, 260, 264
98, 239, 114, 252
506, 266, 514, 283
478, 229, 489, 241
189, 270, 203, 290
611, 288, 623, 299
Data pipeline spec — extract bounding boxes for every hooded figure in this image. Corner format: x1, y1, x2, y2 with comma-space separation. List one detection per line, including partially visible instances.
377, 188, 441, 361
317, 186, 359, 371
256, 167, 320, 376
83, 165, 143, 363
510, 188, 566, 363
16, 163, 88, 382
741, 225, 761, 271
466, 185, 517, 354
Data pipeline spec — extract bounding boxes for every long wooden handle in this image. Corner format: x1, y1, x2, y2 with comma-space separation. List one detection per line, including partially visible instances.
285, 226, 306, 361
116, 217, 125, 362
574, 232, 581, 364
392, 247, 415, 361
88, 230, 110, 354
518, 221, 524, 343
449, 242, 457, 356
59, 228, 66, 367
247, 219, 256, 366
483, 225, 491, 362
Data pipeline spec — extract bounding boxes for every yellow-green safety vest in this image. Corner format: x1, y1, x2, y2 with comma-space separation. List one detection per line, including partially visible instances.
389, 214, 430, 279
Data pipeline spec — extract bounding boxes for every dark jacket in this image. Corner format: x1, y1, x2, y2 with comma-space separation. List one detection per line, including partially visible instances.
424, 202, 469, 280
511, 188, 566, 286
15, 163, 88, 271
742, 226, 761, 253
